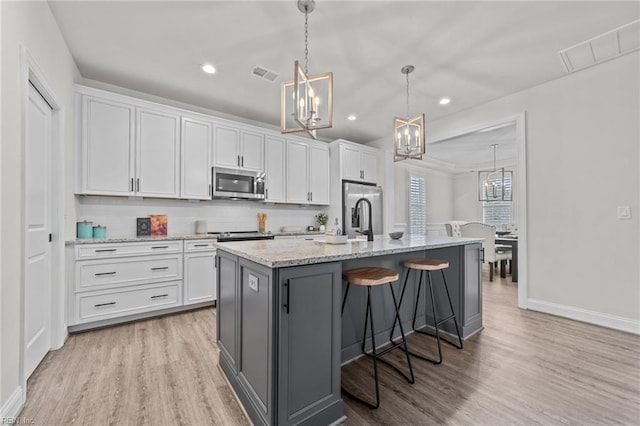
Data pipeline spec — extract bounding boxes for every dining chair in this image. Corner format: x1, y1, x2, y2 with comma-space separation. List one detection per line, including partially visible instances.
459, 222, 511, 281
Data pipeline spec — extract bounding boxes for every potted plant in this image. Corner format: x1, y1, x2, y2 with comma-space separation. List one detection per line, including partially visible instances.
315, 212, 328, 232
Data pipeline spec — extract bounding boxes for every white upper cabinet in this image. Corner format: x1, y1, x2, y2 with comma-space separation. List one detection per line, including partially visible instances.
136, 108, 180, 198
213, 124, 264, 172
80, 92, 180, 198
81, 95, 135, 196
337, 140, 378, 183
264, 135, 286, 203
286, 139, 329, 205
181, 116, 213, 200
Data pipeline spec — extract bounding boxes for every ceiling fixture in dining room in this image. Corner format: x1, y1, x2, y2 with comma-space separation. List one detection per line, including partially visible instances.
280, 0, 333, 139
478, 143, 513, 202
393, 65, 425, 161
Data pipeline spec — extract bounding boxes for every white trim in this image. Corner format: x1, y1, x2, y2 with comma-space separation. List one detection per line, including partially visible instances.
427, 112, 528, 309
0, 386, 25, 420
527, 299, 640, 335
20, 46, 67, 394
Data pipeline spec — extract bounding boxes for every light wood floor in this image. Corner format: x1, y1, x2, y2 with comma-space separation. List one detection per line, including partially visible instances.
21, 266, 640, 425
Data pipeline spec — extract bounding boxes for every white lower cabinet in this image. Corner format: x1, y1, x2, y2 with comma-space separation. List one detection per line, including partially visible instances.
70, 241, 186, 328
184, 240, 217, 305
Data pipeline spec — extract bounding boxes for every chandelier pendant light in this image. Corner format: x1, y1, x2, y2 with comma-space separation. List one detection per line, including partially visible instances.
281, 0, 333, 139
478, 144, 513, 202
394, 65, 425, 161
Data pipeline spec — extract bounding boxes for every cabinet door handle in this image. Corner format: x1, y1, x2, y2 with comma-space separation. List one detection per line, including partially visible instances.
310, 192, 312, 201
241, 156, 244, 167
94, 271, 116, 276
94, 301, 116, 308
265, 188, 269, 199
283, 279, 290, 314
151, 266, 169, 271
130, 178, 134, 192
151, 245, 169, 249
150, 293, 169, 299
136, 178, 140, 192
237, 155, 240, 167
480, 248, 485, 263
95, 248, 117, 253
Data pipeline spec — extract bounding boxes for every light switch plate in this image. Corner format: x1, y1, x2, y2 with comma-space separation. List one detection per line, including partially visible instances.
248, 274, 259, 292
617, 206, 631, 219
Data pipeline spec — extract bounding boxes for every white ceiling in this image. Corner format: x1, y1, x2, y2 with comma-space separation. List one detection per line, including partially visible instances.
48, 0, 639, 146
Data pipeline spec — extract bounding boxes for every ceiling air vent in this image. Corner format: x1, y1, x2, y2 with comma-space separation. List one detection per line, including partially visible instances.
559, 19, 640, 73
252, 65, 278, 82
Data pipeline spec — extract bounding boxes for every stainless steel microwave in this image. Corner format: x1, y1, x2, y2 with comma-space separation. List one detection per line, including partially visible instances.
212, 167, 265, 200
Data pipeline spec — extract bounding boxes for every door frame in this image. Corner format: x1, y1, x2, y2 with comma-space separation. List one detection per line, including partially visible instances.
428, 112, 528, 309
19, 47, 67, 393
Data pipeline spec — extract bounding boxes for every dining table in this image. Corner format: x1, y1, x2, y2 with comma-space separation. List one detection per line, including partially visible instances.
496, 234, 518, 282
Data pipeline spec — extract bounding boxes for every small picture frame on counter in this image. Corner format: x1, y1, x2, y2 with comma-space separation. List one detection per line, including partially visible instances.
136, 217, 151, 236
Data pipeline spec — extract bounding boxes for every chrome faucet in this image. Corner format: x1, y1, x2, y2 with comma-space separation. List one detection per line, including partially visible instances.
354, 197, 374, 242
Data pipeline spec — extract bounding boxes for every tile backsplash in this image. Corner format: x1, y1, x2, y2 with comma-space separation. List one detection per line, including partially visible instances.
77, 196, 326, 237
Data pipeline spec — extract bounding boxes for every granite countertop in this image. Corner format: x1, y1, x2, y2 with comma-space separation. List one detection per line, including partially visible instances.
216, 235, 484, 268
67, 231, 324, 245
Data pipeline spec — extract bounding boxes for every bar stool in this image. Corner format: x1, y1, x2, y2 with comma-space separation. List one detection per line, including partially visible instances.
391, 258, 463, 365
341, 267, 415, 409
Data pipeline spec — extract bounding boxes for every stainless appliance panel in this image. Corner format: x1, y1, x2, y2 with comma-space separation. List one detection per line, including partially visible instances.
342, 181, 383, 238
212, 167, 265, 200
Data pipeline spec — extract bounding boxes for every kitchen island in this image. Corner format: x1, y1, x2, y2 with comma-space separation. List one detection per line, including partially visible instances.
216, 235, 483, 426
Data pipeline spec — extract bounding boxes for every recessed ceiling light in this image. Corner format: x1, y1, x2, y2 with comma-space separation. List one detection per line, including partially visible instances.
201, 63, 216, 74
438, 97, 451, 105
347, 114, 357, 121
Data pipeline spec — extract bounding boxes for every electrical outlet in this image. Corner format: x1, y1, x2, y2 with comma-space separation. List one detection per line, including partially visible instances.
248, 274, 259, 292
617, 206, 631, 220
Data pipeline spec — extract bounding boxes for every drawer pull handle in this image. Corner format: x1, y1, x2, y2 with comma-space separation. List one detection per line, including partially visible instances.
95, 249, 117, 253
151, 246, 169, 249
151, 267, 169, 271
194, 244, 209, 247
151, 294, 169, 299
94, 302, 116, 308
95, 272, 116, 276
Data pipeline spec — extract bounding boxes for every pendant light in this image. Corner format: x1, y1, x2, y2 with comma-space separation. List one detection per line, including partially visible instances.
478, 144, 513, 201
393, 65, 425, 161
281, 0, 333, 139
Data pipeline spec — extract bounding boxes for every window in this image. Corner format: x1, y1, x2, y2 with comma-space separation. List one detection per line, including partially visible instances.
482, 173, 513, 225
409, 175, 426, 235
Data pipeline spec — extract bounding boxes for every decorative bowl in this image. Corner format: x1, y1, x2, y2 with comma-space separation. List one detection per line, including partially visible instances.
389, 231, 404, 240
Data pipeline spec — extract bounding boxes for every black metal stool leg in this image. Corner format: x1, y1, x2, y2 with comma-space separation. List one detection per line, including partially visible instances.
411, 270, 424, 331
441, 270, 463, 349
341, 283, 351, 315
388, 282, 415, 384
389, 267, 410, 341
427, 271, 444, 364
367, 287, 381, 409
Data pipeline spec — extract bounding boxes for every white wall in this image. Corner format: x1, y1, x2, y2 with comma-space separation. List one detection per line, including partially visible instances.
427, 52, 640, 327
452, 172, 482, 221
77, 197, 326, 236
0, 0, 80, 415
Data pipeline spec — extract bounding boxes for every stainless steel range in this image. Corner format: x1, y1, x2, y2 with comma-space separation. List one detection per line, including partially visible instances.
209, 231, 275, 242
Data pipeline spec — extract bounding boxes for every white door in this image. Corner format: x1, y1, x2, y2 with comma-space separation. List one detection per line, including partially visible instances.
136, 108, 180, 198
25, 83, 53, 378
181, 117, 212, 200
341, 145, 362, 181
309, 146, 330, 205
286, 140, 310, 203
239, 130, 264, 172
265, 136, 285, 202
213, 125, 240, 168
360, 151, 378, 183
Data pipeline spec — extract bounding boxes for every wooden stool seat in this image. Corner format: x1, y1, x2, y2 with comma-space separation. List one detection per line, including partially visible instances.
342, 267, 399, 286
404, 258, 449, 271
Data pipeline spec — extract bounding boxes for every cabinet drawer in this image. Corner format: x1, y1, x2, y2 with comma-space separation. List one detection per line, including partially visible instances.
184, 239, 217, 252
77, 254, 182, 292
77, 281, 181, 323
76, 241, 183, 260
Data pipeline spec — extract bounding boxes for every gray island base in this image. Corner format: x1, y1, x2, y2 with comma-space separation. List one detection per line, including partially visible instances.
216, 235, 483, 426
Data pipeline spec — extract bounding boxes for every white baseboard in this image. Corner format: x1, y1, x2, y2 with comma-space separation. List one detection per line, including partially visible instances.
528, 299, 640, 335
0, 386, 25, 420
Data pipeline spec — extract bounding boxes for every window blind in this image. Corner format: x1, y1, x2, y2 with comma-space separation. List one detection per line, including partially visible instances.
409, 175, 426, 235
482, 174, 513, 225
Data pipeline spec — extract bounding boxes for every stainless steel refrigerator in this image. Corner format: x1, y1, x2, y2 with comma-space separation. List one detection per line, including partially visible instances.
342, 181, 383, 238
